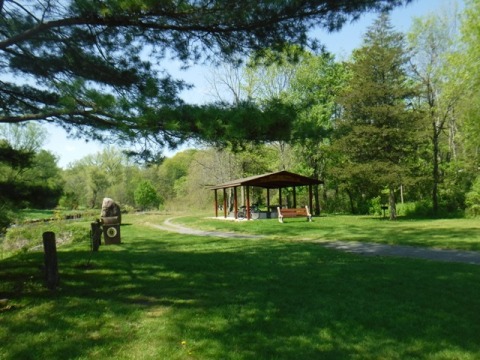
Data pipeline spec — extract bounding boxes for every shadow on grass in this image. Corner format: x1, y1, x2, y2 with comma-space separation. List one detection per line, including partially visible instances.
1, 226, 480, 359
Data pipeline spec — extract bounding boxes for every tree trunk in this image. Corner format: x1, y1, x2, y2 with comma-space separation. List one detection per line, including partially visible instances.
312, 160, 321, 216
347, 189, 355, 214
432, 124, 440, 216
389, 186, 397, 220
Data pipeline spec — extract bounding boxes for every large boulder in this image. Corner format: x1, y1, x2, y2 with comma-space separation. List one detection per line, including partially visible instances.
100, 197, 121, 224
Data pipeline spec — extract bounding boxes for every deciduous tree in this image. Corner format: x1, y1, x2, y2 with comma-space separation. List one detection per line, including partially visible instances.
134, 180, 160, 210
408, 6, 462, 215
286, 51, 348, 214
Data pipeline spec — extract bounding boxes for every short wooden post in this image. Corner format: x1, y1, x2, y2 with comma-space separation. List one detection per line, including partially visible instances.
43, 231, 59, 290
91, 220, 102, 251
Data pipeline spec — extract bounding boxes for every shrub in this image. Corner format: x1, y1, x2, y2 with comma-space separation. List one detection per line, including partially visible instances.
134, 181, 160, 210
466, 177, 480, 217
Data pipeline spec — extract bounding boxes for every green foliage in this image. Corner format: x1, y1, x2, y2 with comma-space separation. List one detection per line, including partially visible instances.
0, 136, 64, 233
134, 180, 160, 210
333, 13, 422, 219
59, 192, 80, 210
0, 123, 48, 152
407, 6, 463, 216
62, 147, 141, 209
466, 176, 480, 217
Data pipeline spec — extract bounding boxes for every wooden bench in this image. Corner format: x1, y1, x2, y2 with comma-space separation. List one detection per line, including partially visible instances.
277, 206, 312, 223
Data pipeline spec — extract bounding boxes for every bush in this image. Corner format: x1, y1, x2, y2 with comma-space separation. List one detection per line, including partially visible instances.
0, 207, 14, 234
466, 177, 480, 217
134, 181, 160, 210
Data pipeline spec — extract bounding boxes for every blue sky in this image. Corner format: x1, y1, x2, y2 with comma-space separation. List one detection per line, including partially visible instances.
43, 0, 461, 168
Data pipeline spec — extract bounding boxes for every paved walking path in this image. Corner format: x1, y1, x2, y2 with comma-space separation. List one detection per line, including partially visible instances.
321, 241, 480, 265
147, 218, 265, 239
149, 218, 480, 265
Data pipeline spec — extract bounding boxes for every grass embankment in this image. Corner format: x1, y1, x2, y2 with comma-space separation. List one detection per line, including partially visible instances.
1, 213, 480, 359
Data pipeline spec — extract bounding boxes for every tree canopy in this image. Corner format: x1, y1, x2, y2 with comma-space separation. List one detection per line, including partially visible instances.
0, 0, 411, 156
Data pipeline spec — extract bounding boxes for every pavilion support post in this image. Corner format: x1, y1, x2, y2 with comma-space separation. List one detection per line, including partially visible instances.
293, 186, 297, 208
223, 189, 227, 218
246, 186, 251, 220
308, 185, 313, 213
214, 190, 218, 217
234, 186, 238, 219
267, 188, 270, 209
241, 186, 245, 207
279, 188, 283, 208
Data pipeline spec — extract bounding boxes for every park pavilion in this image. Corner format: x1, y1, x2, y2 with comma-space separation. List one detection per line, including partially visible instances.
209, 170, 323, 220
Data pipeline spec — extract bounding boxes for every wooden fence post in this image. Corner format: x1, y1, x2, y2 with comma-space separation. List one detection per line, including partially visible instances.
43, 231, 59, 290
91, 220, 102, 251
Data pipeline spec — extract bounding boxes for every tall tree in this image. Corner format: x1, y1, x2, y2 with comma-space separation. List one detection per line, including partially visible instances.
243, 45, 307, 171
408, 6, 462, 215
334, 12, 421, 219
455, 0, 480, 173
286, 51, 348, 214
0, 0, 411, 156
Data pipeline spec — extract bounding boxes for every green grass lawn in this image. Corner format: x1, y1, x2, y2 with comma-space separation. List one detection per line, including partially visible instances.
173, 212, 480, 251
1, 213, 480, 359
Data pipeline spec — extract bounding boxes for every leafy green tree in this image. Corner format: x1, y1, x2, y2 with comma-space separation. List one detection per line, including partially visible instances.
465, 176, 480, 217
408, 6, 463, 215
0, 140, 33, 229
0, 123, 48, 152
454, 0, 480, 182
0, 124, 63, 211
334, 13, 421, 219
20, 150, 64, 208
134, 180, 160, 210
62, 147, 139, 208
0, 0, 412, 157
61, 164, 90, 209
85, 167, 110, 208
286, 51, 348, 214
156, 150, 198, 206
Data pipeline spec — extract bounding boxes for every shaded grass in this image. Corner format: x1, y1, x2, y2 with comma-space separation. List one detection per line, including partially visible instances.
1, 213, 480, 359
173, 213, 480, 251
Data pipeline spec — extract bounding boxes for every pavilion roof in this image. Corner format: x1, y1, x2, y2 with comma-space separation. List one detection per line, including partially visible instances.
209, 170, 323, 190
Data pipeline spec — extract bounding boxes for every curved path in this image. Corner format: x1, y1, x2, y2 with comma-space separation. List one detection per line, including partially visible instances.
147, 218, 265, 239
149, 218, 480, 265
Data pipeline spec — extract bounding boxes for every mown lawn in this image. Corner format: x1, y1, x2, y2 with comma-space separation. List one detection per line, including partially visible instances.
1, 213, 480, 359
174, 212, 480, 251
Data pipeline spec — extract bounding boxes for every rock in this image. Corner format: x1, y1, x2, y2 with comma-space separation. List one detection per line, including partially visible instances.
100, 198, 121, 224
